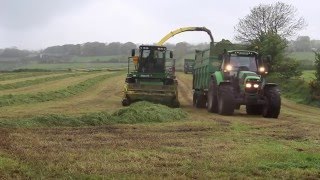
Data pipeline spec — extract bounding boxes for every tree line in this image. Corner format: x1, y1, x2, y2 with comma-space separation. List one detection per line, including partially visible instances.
0, 42, 212, 59
287, 36, 320, 52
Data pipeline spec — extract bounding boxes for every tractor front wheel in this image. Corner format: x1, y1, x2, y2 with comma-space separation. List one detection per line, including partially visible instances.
262, 86, 281, 118
218, 84, 234, 115
207, 79, 218, 113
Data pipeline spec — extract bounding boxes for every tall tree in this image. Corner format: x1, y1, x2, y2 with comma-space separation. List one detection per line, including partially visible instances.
235, 2, 306, 75
235, 2, 306, 43
121, 42, 136, 55
106, 42, 121, 56
294, 36, 311, 52
174, 42, 189, 60
309, 52, 320, 98
212, 39, 234, 55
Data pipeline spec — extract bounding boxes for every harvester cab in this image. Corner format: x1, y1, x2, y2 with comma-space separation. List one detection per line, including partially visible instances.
122, 45, 180, 107
133, 46, 174, 75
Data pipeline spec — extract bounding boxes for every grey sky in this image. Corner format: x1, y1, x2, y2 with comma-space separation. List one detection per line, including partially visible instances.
0, 0, 318, 50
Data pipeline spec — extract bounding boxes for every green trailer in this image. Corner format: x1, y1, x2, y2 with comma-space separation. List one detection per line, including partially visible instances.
193, 45, 281, 118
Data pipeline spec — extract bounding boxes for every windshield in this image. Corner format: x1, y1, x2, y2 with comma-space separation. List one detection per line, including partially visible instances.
138, 49, 166, 73
229, 56, 257, 71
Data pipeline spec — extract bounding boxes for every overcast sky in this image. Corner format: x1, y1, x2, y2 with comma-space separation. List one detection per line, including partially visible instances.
0, 0, 318, 50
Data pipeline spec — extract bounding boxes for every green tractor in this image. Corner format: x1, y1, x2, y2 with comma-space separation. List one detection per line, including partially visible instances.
184, 59, 195, 74
193, 49, 281, 118
122, 45, 180, 107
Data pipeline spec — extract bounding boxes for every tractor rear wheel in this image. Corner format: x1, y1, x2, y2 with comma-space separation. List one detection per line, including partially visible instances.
218, 84, 234, 115
246, 105, 263, 115
196, 94, 206, 108
193, 92, 197, 107
262, 86, 281, 118
207, 79, 218, 113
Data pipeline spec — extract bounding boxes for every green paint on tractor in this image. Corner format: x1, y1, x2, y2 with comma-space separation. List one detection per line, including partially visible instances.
193, 46, 281, 118
122, 45, 180, 107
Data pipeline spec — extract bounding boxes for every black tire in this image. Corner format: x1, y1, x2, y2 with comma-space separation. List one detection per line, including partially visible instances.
246, 105, 263, 115
122, 98, 130, 106
263, 86, 281, 118
196, 94, 206, 108
193, 92, 197, 107
217, 84, 235, 115
170, 98, 180, 108
207, 79, 218, 113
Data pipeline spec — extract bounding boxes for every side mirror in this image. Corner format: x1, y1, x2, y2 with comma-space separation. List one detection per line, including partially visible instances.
170, 51, 173, 58
131, 49, 135, 57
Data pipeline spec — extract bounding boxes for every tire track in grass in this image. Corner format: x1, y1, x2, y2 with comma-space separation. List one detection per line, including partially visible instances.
0, 71, 107, 96
176, 72, 193, 106
0, 71, 123, 108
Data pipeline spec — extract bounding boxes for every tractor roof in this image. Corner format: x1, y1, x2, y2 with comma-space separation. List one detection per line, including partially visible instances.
139, 45, 166, 51
228, 50, 258, 56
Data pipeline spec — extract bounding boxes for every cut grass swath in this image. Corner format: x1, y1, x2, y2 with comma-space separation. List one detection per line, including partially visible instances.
0, 101, 188, 127
0, 72, 89, 90
0, 71, 62, 81
0, 71, 123, 107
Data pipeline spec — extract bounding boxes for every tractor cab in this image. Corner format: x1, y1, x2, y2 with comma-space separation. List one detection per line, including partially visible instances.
122, 45, 179, 107
221, 50, 268, 77
131, 45, 173, 75
136, 46, 166, 73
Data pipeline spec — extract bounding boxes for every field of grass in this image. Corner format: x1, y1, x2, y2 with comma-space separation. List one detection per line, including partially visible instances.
19, 62, 127, 70
0, 55, 128, 71
70, 55, 126, 63
288, 51, 315, 61
0, 71, 319, 178
302, 70, 316, 82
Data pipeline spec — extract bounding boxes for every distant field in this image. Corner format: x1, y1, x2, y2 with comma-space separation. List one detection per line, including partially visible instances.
0, 62, 28, 71
71, 55, 127, 63
18, 62, 127, 70
0, 55, 128, 71
287, 52, 315, 61
302, 70, 315, 82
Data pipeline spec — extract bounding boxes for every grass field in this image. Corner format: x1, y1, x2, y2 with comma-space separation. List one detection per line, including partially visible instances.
288, 51, 315, 61
19, 62, 127, 70
0, 71, 319, 178
70, 55, 127, 63
0, 55, 128, 71
302, 70, 316, 82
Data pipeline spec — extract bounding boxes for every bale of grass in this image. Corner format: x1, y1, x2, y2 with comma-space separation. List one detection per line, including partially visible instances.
0, 102, 187, 128
112, 101, 188, 124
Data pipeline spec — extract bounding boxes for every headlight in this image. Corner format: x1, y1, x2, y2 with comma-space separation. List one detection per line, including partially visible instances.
253, 84, 259, 88
245, 83, 252, 88
225, 64, 232, 71
259, 67, 265, 72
